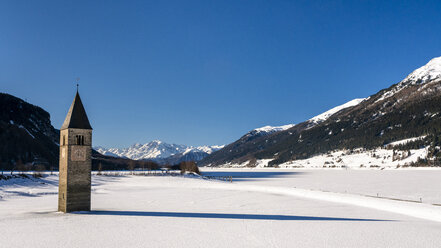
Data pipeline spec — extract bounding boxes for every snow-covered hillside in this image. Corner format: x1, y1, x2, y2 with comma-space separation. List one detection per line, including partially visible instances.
245, 98, 365, 139
253, 124, 295, 134
308, 98, 366, 125
95, 140, 223, 161
217, 136, 430, 169
245, 124, 295, 137
277, 146, 428, 169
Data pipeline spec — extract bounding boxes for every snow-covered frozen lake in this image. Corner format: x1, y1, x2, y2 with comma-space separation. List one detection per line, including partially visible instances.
1, 169, 441, 248
202, 168, 441, 204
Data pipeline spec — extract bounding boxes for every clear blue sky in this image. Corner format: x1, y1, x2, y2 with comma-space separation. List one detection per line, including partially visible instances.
1, 0, 441, 148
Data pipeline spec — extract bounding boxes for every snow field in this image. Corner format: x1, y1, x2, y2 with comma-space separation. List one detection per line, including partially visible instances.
1, 172, 441, 247
278, 147, 428, 169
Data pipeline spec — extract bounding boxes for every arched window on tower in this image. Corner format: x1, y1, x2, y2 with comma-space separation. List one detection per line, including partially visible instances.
76, 135, 84, 145
62, 135, 65, 145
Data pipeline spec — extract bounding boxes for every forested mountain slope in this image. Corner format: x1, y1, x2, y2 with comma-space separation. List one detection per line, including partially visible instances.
200, 57, 441, 167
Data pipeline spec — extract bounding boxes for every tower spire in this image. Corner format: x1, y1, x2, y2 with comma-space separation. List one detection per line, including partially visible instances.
61, 89, 92, 130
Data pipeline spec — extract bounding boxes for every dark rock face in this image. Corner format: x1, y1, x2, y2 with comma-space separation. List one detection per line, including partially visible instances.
0, 93, 59, 169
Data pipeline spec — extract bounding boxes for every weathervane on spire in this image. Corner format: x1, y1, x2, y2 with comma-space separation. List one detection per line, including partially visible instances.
76, 78, 80, 92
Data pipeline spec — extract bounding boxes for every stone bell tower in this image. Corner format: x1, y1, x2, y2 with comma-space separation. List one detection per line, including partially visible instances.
58, 89, 93, 213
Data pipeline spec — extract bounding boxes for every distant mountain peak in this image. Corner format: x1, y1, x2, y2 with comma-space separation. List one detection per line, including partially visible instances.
95, 140, 223, 163
403, 56, 441, 84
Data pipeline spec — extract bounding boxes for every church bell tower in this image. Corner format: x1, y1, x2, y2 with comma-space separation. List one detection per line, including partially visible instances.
58, 89, 93, 213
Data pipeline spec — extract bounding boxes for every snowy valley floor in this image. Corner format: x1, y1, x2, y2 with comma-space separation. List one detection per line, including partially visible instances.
1, 169, 441, 248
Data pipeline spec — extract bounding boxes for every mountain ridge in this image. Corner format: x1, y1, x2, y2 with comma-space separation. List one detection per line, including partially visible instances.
200, 56, 441, 167
95, 140, 224, 164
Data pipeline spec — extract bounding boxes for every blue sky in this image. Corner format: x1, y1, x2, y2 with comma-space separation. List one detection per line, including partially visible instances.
1, 0, 441, 148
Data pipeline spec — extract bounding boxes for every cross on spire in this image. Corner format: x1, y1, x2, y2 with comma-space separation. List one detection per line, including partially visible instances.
76, 78, 80, 92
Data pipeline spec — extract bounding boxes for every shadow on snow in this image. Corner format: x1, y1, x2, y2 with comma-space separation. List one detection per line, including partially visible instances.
78, 210, 391, 222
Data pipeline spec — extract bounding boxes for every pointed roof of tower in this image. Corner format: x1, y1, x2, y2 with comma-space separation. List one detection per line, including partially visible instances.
61, 91, 92, 130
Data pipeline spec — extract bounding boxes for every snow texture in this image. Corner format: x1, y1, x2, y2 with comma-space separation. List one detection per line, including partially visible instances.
220, 144, 428, 170
308, 98, 365, 124
244, 124, 295, 138
387, 136, 426, 147
182, 145, 224, 155
277, 147, 428, 169
403, 56, 441, 84
1, 171, 441, 247
18, 124, 35, 139
252, 124, 295, 134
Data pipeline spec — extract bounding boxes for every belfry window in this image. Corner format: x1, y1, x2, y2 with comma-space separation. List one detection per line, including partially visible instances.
62, 135, 65, 145
76, 135, 85, 145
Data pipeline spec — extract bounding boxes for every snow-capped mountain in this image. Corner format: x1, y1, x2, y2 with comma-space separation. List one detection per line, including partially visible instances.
95, 140, 187, 160
403, 56, 441, 84
182, 145, 225, 155
376, 56, 441, 103
95, 140, 223, 163
200, 56, 441, 167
